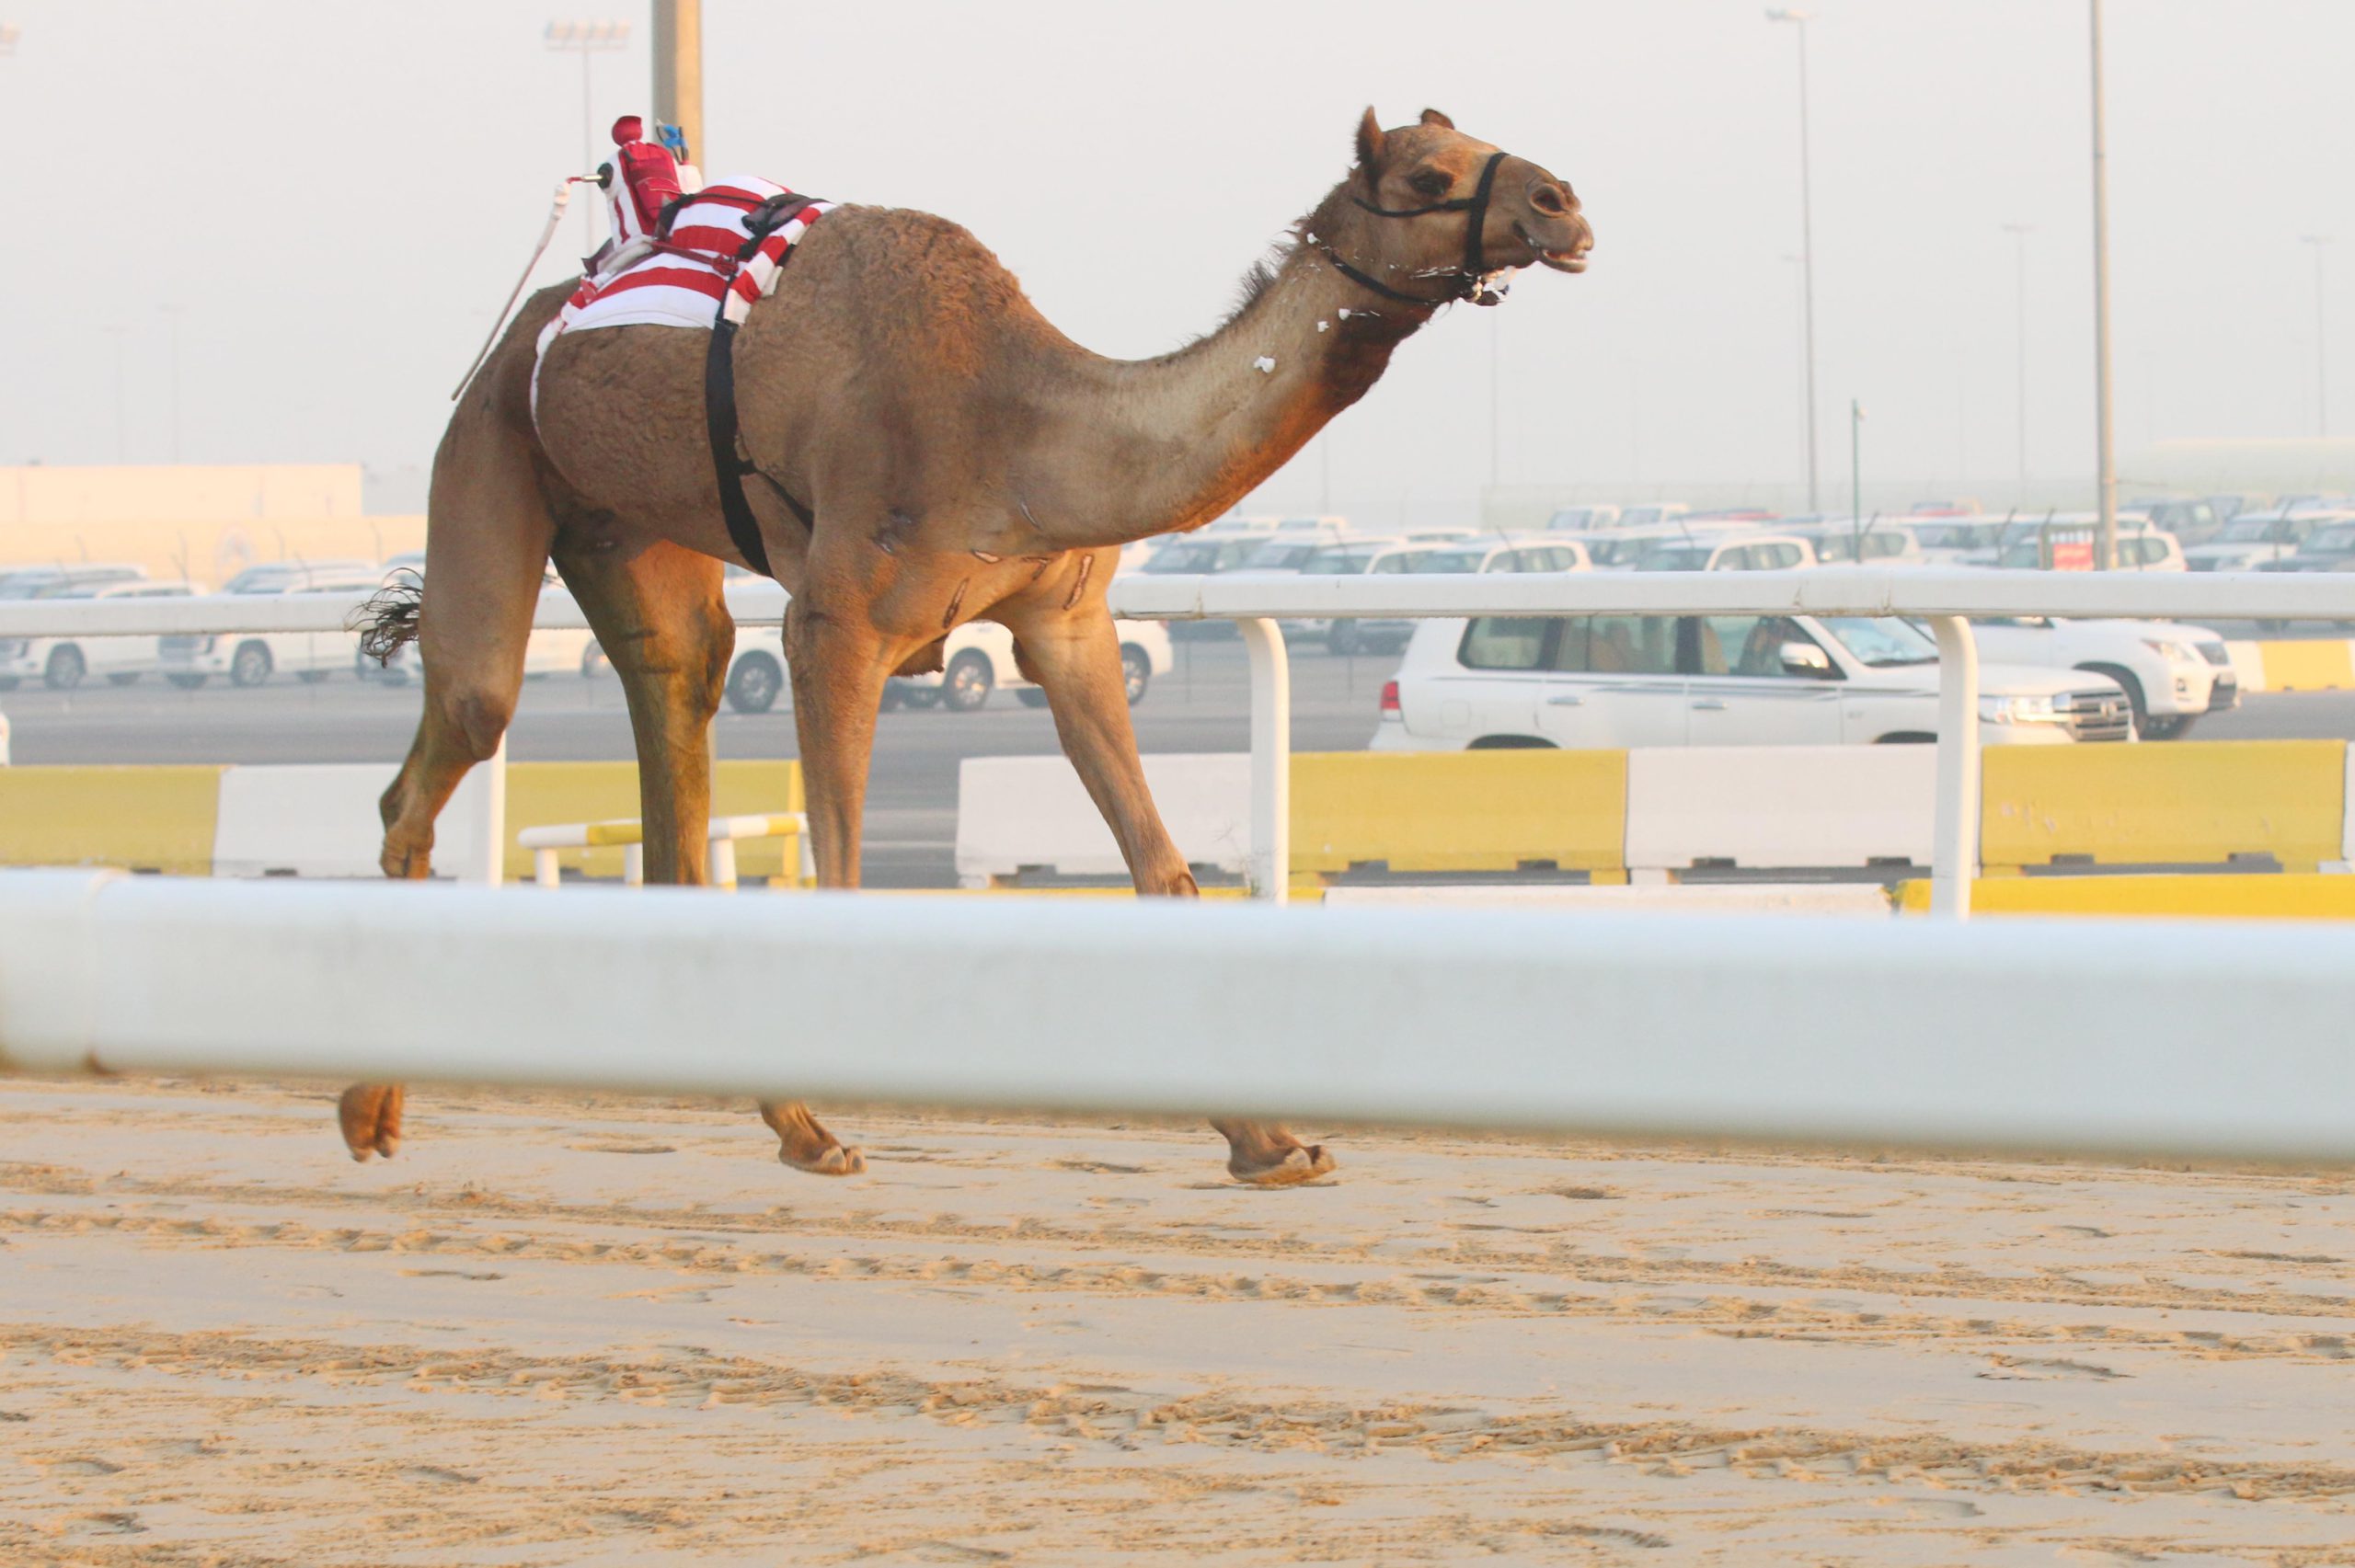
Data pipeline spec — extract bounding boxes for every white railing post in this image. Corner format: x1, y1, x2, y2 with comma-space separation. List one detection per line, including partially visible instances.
470, 735, 508, 887
1237, 617, 1291, 903
1927, 615, 1980, 919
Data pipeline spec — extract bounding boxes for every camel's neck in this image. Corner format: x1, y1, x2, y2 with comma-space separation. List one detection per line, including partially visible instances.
1018, 216, 1436, 550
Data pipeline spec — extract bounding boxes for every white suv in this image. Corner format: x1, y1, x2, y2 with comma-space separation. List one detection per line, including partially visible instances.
721, 617, 1175, 715
1964, 617, 2235, 740
1375, 612, 2131, 750
160, 563, 384, 688
0, 578, 198, 691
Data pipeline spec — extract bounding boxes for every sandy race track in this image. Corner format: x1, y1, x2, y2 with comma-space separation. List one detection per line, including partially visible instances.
3, 1077, 2353, 1565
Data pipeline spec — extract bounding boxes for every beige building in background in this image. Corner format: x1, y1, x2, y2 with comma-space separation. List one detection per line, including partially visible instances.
0, 464, 422, 585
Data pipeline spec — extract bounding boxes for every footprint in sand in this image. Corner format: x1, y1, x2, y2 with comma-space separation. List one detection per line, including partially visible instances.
575, 1142, 677, 1155
403, 1464, 480, 1485
1874, 1496, 1983, 1520
51, 1458, 124, 1475
1980, 1355, 2127, 1381
67, 1513, 145, 1537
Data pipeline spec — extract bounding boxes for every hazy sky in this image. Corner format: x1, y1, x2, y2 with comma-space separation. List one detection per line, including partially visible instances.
3, 1, 2349, 521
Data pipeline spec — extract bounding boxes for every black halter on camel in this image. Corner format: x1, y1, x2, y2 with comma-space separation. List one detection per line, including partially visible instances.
1314, 150, 1511, 309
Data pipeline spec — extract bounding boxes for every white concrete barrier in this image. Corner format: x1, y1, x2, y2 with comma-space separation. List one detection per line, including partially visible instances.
956, 753, 1249, 886
2224, 640, 2269, 693
1625, 746, 1937, 876
211, 763, 489, 879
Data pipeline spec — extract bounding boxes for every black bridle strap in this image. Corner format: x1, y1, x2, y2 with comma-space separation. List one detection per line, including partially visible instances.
1331, 150, 1511, 307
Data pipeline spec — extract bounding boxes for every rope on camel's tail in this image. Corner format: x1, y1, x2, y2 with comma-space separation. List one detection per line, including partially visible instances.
449, 178, 588, 403
349, 569, 423, 665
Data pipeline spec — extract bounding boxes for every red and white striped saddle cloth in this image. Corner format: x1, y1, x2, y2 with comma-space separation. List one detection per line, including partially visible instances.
537, 177, 834, 353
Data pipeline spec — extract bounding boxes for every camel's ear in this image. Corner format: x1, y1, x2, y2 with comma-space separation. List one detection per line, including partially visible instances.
1354, 107, 1387, 177
1419, 108, 1455, 130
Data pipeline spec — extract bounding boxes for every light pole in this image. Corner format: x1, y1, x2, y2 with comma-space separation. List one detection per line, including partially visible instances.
2001, 223, 2032, 497
159, 306, 183, 463
1849, 398, 1866, 534
2302, 235, 2332, 437
546, 20, 631, 258
0, 23, 20, 54
2088, 0, 2118, 570
1766, 8, 1819, 511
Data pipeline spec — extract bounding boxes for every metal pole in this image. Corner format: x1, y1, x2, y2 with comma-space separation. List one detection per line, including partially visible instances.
1769, 12, 1821, 511
579, 41, 594, 257
162, 306, 182, 464
1238, 618, 1291, 904
652, 0, 705, 165
2303, 235, 2332, 437
1849, 399, 1864, 533
1488, 309, 1500, 496
2089, 0, 2118, 571
2002, 223, 2031, 497
1927, 615, 1980, 919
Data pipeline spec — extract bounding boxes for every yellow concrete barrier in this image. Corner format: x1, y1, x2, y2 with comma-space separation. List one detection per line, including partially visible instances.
1897, 874, 2355, 920
2253, 639, 2355, 692
1980, 740, 2346, 875
507, 761, 803, 882
1292, 750, 1627, 876
0, 765, 226, 876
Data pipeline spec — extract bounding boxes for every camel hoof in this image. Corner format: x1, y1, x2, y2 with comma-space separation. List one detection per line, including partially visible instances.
779, 1142, 867, 1177
1230, 1143, 1337, 1187
337, 1083, 403, 1162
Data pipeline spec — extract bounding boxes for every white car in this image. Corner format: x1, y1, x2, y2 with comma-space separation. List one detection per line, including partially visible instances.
1791, 521, 1924, 567
1907, 517, 2013, 566
1580, 519, 1767, 568
1625, 533, 1818, 572
2184, 508, 2350, 572
1543, 504, 1622, 532
1374, 612, 2131, 750
1991, 520, 2186, 572
368, 555, 599, 684
160, 564, 387, 688
721, 617, 1175, 715
0, 578, 198, 691
1964, 617, 2235, 740
1282, 539, 1487, 654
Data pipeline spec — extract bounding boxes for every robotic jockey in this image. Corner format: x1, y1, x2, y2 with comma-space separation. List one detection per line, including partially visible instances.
587, 115, 703, 278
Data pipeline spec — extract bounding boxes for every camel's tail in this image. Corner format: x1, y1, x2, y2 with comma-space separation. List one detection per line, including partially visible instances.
349, 570, 423, 665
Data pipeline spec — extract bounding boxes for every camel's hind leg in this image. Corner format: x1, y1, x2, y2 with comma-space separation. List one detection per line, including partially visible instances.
341, 387, 557, 1162
548, 534, 731, 886
1000, 590, 1335, 1187
553, 536, 864, 1178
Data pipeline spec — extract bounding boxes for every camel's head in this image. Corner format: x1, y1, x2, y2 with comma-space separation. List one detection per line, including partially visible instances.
1323, 107, 1592, 306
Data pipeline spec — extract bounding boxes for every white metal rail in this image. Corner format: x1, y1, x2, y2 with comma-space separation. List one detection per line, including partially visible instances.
8, 570, 2355, 909
1109, 568, 2355, 914
6, 867, 2355, 1162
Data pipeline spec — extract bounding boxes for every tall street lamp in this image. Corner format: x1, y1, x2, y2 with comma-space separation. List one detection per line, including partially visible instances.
0, 23, 20, 54
2087, 0, 2118, 570
1766, 8, 1819, 511
546, 19, 631, 258
1849, 398, 1866, 533
2302, 235, 2332, 437
2001, 223, 2033, 496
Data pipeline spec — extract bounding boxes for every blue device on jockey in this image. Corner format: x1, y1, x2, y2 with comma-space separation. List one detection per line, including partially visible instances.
656, 121, 691, 165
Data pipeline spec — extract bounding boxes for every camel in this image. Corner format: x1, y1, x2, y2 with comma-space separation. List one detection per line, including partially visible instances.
339, 108, 1592, 1184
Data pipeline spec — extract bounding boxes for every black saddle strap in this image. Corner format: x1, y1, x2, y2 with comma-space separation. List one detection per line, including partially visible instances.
702, 193, 821, 579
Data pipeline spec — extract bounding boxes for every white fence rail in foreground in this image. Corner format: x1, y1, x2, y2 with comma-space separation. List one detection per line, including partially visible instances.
4, 868, 2354, 1162
10, 570, 2355, 910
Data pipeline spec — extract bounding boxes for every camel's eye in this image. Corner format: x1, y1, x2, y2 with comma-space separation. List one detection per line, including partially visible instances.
1409, 169, 1453, 200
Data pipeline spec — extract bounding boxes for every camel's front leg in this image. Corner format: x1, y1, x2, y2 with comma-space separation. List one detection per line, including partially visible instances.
1004, 598, 1336, 1186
